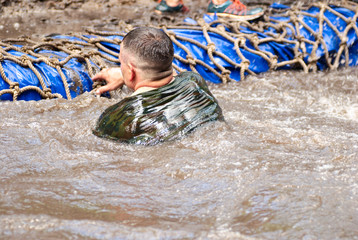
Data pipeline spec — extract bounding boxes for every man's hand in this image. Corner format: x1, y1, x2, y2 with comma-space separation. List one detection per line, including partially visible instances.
92, 67, 124, 95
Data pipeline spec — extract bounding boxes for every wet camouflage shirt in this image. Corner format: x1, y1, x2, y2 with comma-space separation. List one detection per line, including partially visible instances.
93, 71, 224, 145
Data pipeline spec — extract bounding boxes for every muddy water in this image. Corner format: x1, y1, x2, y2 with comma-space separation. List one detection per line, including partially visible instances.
1, 67, 358, 239
1, 0, 358, 239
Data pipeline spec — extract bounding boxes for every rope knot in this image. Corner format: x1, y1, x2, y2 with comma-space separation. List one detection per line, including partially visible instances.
166, 31, 176, 38
290, 15, 298, 23
67, 45, 81, 51
298, 36, 307, 43
88, 38, 99, 44
315, 35, 324, 43
197, 18, 206, 27
49, 58, 60, 66
114, 38, 122, 45
221, 69, 231, 83
221, 69, 231, 75
251, 34, 259, 44
216, 25, 226, 33
241, 60, 250, 68
20, 55, 31, 65
10, 82, 19, 90
43, 88, 52, 94
270, 56, 278, 69
20, 46, 32, 54
339, 36, 348, 47
87, 50, 99, 56
238, 37, 246, 46
318, 2, 327, 10
42, 89, 54, 99
186, 55, 196, 66
44, 88, 55, 99
207, 42, 216, 52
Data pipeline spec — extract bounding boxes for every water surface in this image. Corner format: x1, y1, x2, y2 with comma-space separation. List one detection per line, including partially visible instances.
1, 68, 358, 239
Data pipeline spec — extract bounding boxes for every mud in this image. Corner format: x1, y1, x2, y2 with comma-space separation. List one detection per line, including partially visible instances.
0, 0, 309, 40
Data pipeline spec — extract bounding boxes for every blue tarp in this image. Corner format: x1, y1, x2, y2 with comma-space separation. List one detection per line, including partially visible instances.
1, 3, 358, 101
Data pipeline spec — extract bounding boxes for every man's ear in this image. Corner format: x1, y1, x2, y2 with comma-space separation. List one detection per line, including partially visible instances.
128, 63, 136, 82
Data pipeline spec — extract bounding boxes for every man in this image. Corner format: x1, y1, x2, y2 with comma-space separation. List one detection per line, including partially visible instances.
155, 0, 264, 21
92, 27, 224, 145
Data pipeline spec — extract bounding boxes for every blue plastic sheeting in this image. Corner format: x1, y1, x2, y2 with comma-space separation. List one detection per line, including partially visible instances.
0, 49, 95, 101
1, 3, 358, 101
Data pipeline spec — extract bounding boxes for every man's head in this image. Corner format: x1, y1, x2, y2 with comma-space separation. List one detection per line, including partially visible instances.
119, 27, 174, 88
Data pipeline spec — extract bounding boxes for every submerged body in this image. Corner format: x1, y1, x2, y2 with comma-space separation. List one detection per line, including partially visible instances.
93, 72, 224, 145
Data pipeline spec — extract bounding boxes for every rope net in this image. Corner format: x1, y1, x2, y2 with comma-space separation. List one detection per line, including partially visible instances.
0, 0, 357, 101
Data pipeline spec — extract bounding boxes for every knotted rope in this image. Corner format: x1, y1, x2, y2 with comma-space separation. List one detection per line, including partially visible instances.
0, 0, 357, 100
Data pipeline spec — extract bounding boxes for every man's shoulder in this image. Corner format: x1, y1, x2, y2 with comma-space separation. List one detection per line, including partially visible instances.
173, 71, 208, 88
175, 71, 202, 81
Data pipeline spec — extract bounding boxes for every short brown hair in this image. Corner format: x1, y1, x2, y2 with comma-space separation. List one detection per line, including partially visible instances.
121, 27, 174, 72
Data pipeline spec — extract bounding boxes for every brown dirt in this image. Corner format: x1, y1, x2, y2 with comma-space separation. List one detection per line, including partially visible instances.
0, 0, 293, 40
4, 0, 350, 40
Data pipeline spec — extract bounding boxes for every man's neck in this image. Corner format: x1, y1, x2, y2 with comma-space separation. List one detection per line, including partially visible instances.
134, 73, 174, 91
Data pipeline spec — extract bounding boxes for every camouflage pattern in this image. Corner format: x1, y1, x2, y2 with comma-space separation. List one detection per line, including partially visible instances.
93, 72, 224, 145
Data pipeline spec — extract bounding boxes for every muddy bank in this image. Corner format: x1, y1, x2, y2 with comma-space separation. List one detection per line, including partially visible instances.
0, 0, 313, 40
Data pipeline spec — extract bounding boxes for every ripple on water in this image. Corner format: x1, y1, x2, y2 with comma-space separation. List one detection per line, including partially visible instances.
1, 68, 358, 239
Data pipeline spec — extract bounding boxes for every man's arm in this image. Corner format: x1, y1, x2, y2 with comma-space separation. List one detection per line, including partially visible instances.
92, 67, 124, 95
